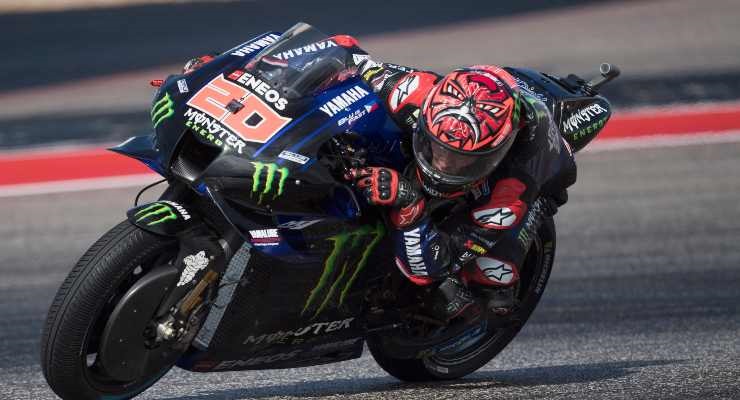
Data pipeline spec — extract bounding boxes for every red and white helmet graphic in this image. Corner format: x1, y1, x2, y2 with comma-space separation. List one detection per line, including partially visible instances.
413, 66, 522, 196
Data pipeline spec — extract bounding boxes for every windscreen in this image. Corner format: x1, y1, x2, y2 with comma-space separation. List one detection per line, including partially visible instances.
244, 23, 358, 99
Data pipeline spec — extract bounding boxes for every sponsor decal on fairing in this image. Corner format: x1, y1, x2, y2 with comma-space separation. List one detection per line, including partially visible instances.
249, 228, 280, 246
160, 200, 191, 220
319, 85, 370, 117
278, 150, 310, 165
151, 92, 174, 128
250, 162, 289, 203
226, 70, 289, 111
270, 39, 338, 60
134, 201, 190, 226
229, 33, 281, 57
277, 219, 323, 230
242, 317, 355, 345
213, 350, 302, 370
336, 102, 378, 127
214, 337, 362, 370
561, 103, 608, 133
176, 79, 189, 94
177, 251, 209, 287
302, 223, 384, 318
184, 107, 247, 154
187, 75, 292, 144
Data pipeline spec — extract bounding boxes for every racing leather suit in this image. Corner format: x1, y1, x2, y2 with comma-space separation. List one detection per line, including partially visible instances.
358, 60, 577, 288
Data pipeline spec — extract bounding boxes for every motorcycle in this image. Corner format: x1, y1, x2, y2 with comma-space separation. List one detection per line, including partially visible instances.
40, 23, 619, 399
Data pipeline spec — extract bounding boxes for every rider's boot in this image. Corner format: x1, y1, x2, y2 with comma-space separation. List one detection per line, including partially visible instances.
480, 285, 516, 315
434, 276, 478, 321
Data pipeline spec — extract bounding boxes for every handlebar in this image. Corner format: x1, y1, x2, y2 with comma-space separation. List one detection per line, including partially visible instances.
587, 63, 621, 92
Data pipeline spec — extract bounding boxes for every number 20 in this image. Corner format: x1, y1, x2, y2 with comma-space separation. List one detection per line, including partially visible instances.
187, 75, 291, 143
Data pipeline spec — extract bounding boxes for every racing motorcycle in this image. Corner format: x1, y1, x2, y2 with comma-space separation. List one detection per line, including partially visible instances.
40, 23, 619, 400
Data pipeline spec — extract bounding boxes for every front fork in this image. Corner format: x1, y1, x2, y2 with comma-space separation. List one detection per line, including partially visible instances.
126, 182, 238, 344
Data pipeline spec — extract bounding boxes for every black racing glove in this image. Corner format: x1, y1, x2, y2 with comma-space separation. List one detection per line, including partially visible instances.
347, 167, 426, 228
347, 167, 420, 207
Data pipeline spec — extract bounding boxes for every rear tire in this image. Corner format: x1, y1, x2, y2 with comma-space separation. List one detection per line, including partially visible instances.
40, 221, 178, 400
368, 217, 556, 381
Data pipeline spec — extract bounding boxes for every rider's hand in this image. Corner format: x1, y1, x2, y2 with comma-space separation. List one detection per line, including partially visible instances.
182, 53, 219, 74
346, 167, 420, 207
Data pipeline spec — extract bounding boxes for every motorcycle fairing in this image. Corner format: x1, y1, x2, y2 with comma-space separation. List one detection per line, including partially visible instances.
506, 67, 612, 152
112, 24, 407, 372
177, 232, 393, 372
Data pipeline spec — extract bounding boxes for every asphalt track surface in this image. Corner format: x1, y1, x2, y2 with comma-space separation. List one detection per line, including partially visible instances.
1, 141, 738, 399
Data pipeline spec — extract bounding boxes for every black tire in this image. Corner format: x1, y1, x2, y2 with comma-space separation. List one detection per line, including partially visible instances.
40, 221, 178, 400
368, 217, 556, 381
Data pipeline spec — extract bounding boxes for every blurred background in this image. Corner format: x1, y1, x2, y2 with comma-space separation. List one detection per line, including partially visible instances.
2, 0, 740, 149
1, 1, 739, 399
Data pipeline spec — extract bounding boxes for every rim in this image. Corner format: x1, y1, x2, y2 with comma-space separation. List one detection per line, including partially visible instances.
80, 245, 178, 393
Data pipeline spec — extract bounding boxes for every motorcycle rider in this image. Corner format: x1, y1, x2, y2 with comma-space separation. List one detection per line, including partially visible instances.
182, 35, 577, 322
345, 57, 577, 321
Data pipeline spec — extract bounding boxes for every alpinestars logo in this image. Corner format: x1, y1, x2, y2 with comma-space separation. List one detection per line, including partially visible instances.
151, 92, 174, 128
403, 228, 426, 275
177, 251, 209, 287
302, 223, 385, 319
475, 257, 516, 285
473, 207, 516, 228
319, 85, 370, 117
390, 74, 419, 110
251, 162, 289, 204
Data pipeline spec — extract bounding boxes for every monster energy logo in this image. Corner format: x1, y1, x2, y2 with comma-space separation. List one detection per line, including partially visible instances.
251, 162, 289, 204
302, 223, 385, 319
135, 202, 177, 226
151, 92, 175, 128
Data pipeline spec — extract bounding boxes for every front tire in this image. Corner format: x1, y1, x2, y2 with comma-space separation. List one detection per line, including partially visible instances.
368, 217, 556, 381
41, 221, 178, 400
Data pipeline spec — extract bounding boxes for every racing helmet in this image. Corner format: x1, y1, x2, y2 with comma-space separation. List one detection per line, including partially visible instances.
413, 66, 522, 197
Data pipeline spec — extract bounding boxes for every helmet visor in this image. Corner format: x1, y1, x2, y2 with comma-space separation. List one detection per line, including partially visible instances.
413, 129, 512, 186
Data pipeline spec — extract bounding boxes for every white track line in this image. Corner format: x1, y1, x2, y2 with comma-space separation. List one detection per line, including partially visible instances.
583, 130, 740, 152
2, 131, 740, 198
0, 173, 159, 198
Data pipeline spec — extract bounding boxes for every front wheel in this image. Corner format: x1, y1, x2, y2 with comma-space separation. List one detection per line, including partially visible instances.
368, 217, 556, 381
40, 221, 180, 400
